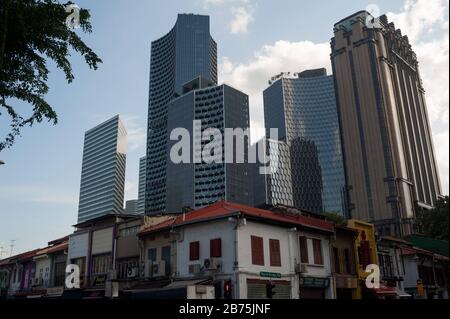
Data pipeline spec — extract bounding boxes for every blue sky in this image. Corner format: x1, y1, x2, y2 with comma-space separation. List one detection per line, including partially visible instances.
0, 0, 448, 256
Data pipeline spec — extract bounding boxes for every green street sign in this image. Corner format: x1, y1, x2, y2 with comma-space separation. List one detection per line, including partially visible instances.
299, 276, 330, 288
260, 272, 282, 279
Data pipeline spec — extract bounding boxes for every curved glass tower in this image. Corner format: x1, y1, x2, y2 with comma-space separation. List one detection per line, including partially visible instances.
263, 69, 347, 215
146, 14, 217, 214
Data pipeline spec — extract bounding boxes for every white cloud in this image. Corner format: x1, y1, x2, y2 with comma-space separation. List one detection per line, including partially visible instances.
199, 0, 255, 35
434, 132, 449, 194
124, 181, 137, 202
122, 115, 146, 153
387, 0, 449, 193
221, 0, 449, 194
202, 0, 228, 4
201, 0, 249, 6
230, 6, 254, 34
413, 38, 449, 126
386, 0, 448, 43
219, 40, 331, 142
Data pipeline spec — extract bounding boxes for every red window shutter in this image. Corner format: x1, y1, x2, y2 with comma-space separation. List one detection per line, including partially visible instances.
269, 239, 281, 267
332, 247, 341, 273
299, 236, 309, 263
359, 241, 371, 268
190, 241, 200, 261
313, 239, 323, 265
251, 236, 264, 266
210, 238, 222, 258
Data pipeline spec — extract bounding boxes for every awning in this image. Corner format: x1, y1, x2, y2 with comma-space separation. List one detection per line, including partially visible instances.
396, 290, 412, 298
124, 279, 211, 300
14, 289, 46, 298
162, 279, 212, 290
374, 284, 398, 295
45, 287, 65, 298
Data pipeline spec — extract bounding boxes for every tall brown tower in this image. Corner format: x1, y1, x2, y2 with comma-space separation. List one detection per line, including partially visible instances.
331, 11, 442, 236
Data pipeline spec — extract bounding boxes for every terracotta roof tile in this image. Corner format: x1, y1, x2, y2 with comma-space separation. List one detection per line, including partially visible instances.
46, 242, 68, 254
138, 217, 177, 236
48, 235, 70, 246
138, 201, 334, 236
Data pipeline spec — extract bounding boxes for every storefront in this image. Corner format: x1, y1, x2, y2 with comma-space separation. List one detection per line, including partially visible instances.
123, 279, 202, 299
299, 276, 330, 299
21, 262, 35, 291
246, 278, 292, 299
45, 286, 65, 299
360, 283, 402, 299
373, 284, 399, 299
335, 275, 358, 299
0, 269, 9, 298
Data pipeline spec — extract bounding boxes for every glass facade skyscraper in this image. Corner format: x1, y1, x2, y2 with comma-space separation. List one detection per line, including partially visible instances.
165, 77, 252, 213
263, 69, 347, 215
264, 139, 294, 207
137, 156, 146, 215
77, 115, 127, 223
146, 14, 217, 215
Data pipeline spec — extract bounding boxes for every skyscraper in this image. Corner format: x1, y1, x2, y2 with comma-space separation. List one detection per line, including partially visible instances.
77, 115, 127, 223
125, 200, 138, 215
165, 76, 252, 213
263, 69, 347, 215
263, 139, 294, 207
137, 156, 146, 215
146, 14, 217, 215
331, 11, 442, 236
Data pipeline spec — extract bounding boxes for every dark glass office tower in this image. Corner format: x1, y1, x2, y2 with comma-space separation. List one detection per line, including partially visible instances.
146, 14, 217, 215
291, 138, 323, 213
137, 156, 146, 215
263, 69, 347, 215
331, 12, 442, 236
165, 77, 252, 213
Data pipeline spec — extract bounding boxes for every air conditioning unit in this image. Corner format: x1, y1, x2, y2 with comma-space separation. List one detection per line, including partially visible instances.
127, 267, 139, 279
189, 264, 202, 274
204, 258, 222, 271
295, 263, 308, 274
146, 261, 166, 278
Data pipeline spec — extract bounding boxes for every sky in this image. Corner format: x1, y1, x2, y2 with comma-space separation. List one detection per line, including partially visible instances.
0, 0, 448, 257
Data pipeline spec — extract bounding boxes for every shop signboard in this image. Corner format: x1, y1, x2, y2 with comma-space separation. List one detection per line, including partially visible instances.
299, 276, 330, 288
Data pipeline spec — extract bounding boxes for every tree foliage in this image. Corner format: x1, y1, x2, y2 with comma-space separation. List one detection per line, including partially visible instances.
415, 196, 449, 241
0, 0, 101, 151
322, 211, 348, 226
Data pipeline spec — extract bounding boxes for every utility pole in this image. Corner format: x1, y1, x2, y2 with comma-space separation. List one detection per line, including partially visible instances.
9, 239, 15, 257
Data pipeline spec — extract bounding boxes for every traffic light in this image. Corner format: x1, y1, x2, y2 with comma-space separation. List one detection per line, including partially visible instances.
224, 280, 232, 299
266, 281, 276, 299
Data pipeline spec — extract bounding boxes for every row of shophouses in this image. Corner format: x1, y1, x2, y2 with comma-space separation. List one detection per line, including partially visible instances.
0, 201, 448, 299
